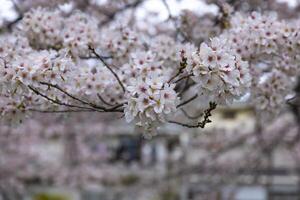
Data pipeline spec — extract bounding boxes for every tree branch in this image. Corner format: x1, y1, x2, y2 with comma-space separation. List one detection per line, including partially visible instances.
39, 82, 108, 111
89, 46, 126, 93
28, 85, 97, 111
28, 109, 96, 113
97, 93, 114, 106
174, 74, 193, 84
176, 94, 198, 108
169, 102, 217, 128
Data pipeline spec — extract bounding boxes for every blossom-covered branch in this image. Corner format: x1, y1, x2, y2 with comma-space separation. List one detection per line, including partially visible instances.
0, 1, 299, 137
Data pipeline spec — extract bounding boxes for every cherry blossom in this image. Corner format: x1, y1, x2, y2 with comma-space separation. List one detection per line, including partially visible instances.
0, 2, 299, 134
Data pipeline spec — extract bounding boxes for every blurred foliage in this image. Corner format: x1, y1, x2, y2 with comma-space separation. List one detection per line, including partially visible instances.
120, 174, 140, 186
160, 189, 179, 200
34, 193, 70, 200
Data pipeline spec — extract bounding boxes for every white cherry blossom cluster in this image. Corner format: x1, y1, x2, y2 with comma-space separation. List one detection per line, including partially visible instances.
121, 51, 172, 79
11, 50, 73, 87
225, 12, 300, 62
63, 12, 100, 56
124, 78, 178, 133
123, 51, 179, 131
0, 34, 32, 61
20, 7, 63, 49
149, 35, 178, 61
184, 37, 251, 104
19, 8, 100, 56
0, 34, 75, 123
0, 49, 74, 94
0, 6, 251, 131
67, 62, 124, 105
253, 70, 293, 114
0, 96, 27, 124
100, 25, 143, 60
179, 11, 221, 44
2, 5, 300, 131
220, 12, 300, 113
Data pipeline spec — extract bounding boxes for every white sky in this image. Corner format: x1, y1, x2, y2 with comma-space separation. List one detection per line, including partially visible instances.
0, 0, 18, 23
277, 0, 298, 7
136, 0, 218, 20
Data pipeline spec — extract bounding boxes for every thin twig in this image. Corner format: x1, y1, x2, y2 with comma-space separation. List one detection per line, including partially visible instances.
107, 103, 124, 111
97, 93, 114, 106
89, 46, 126, 93
162, 0, 172, 19
168, 67, 185, 84
28, 85, 96, 111
178, 82, 196, 97
28, 109, 95, 113
174, 74, 193, 84
287, 95, 300, 107
176, 94, 198, 108
169, 102, 217, 128
39, 82, 108, 111
79, 55, 112, 60
97, 93, 125, 110
31, 83, 124, 113
168, 57, 187, 84
161, 0, 190, 41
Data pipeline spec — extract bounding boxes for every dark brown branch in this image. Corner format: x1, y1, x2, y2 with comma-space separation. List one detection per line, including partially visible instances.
40, 82, 105, 110
28, 109, 95, 113
169, 102, 217, 128
107, 103, 124, 111
39, 82, 124, 112
287, 95, 300, 107
162, 0, 172, 19
168, 67, 184, 84
28, 85, 96, 111
178, 81, 196, 97
161, 0, 190, 42
89, 46, 126, 93
168, 57, 187, 84
176, 94, 198, 108
174, 74, 193, 84
79, 55, 112, 60
97, 93, 114, 106
97, 94, 125, 110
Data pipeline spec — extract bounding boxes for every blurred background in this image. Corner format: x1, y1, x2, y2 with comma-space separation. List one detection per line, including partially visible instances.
1, 0, 300, 200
